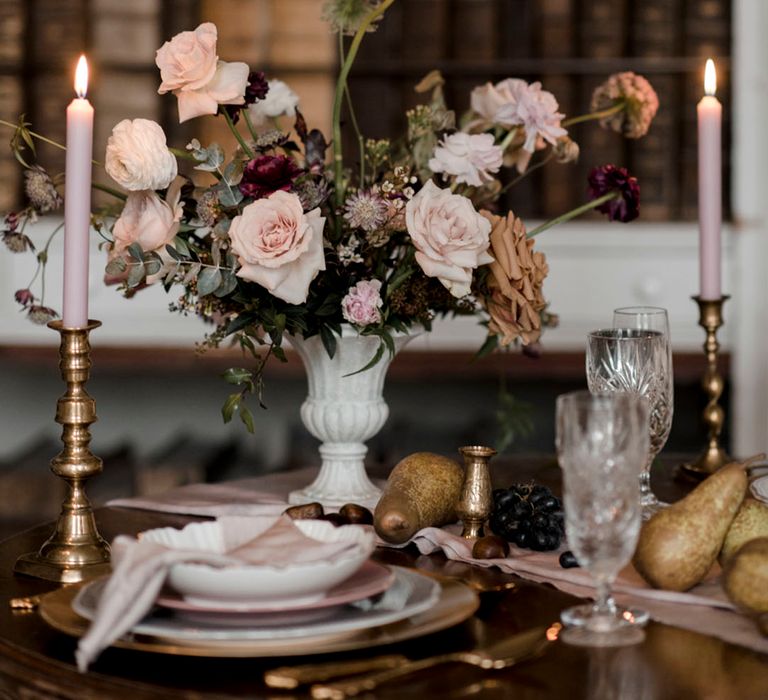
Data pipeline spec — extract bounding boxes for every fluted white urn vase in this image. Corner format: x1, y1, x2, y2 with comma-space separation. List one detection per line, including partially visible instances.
287, 327, 414, 508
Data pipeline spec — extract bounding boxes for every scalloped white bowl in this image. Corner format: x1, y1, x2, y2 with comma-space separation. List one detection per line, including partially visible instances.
142, 518, 377, 609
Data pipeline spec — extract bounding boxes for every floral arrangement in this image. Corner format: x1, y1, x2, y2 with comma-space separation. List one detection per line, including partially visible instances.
2, 1, 658, 431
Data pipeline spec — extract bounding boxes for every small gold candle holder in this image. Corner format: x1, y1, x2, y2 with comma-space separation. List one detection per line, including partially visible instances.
457, 445, 496, 538
14, 320, 111, 583
680, 296, 731, 480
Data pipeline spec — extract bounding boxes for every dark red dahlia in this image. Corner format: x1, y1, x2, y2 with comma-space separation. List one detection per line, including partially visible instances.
587, 165, 640, 223
239, 155, 303, 199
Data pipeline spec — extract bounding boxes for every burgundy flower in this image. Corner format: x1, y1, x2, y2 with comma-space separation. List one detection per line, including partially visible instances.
239, 155, 303, 200
587, 165, 640, 223
223, 71, 269, 123
14, 289, 34, 307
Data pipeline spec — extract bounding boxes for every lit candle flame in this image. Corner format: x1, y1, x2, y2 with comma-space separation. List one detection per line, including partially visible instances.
704, 58, 717, 97
74, 55, 89, 99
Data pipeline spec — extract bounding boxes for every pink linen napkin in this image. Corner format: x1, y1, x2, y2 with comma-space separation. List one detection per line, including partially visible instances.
76, 515, 362, 671
383, 525, 768, 654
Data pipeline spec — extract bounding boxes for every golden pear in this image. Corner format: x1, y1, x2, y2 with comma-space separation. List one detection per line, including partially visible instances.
723, 537, 768, 613
719, 497, 768, 565
633, 461, 748, 591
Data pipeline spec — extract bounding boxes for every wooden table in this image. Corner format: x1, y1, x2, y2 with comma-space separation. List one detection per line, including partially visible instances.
1, 460, 767, 699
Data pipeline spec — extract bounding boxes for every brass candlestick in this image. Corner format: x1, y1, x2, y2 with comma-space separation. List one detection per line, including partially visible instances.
457, 445, 496, 538
680, 296, 731, 480
14, 320, 111, 583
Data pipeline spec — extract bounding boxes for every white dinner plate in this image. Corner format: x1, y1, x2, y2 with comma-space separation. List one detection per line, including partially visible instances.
72, 566, 440, 643
40, 569, 480, 658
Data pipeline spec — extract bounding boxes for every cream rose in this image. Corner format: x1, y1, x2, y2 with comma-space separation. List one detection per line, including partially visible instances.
248, 79, 299, 125
229, 191, 326, 305
111, 182, 183, 255
105, 119, 178, 191
156, 22, 249, 123
405, 180, 493, 297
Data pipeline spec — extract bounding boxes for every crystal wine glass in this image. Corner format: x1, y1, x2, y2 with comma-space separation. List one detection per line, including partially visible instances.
556, 390, 650, 647
612, 307, 674, 513
586, 328, 669, 520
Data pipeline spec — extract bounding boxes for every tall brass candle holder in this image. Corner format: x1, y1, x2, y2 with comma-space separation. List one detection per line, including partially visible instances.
14, 320, 111, 583
680, 296, 731, 480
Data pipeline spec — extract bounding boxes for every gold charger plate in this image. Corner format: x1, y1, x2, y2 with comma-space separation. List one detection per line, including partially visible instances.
38, 570, 479, 658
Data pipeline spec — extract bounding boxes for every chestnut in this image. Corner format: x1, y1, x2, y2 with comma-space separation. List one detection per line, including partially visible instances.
472, 535, 510, 560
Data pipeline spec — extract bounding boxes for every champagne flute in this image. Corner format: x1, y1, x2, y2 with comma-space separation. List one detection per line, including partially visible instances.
556, 390, 649, 647
612, 306, 674, 513
586, 329, 669, 520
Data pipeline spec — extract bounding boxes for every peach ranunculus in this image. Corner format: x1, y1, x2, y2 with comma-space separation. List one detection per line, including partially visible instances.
228, 190, 326, 305
405, 180, 493, 298
105, 119, 178, 191
112, 179, 184, 255
156, 22, 249, 123
480, 210, 548, 346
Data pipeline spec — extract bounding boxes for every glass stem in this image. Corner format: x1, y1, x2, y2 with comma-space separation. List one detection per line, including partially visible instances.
593, 578, 616, 617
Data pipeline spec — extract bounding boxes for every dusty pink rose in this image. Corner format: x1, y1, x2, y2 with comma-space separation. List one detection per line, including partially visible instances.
156, 22, 249, 123
229, 191, 326, 305
405, 180, 493, 298
342, 280, 383, 326
428, 132, 502, 187
494, 81, 567, 152
112, 182, 183, 255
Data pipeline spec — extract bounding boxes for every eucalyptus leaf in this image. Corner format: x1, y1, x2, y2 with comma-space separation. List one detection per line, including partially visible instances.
126, 261, 146, 288
197, 267, 222, 296
127, 242, 144, 262
194, 142, 225, 172
216, 183, 243, 208
223, 159, 244, 186
182, 262, 202, 285
165, 244, 182, 261
214, 270, 237, 298
144, 258, 162, 276
105, 257, 127, 275
173, 236, 190, 257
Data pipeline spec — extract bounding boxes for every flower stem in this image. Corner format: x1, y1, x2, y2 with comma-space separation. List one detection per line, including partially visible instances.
0, 119, 66, 152
223, 110, 254, 159
562, 101, 625, 128
332, 0, 396, 207
243, 110, 259, 143
339, 32, 366, 186
92, 182, 127, 201
526, 191, 619, 238
169, 147, 201, 161
499, 126, 521, 152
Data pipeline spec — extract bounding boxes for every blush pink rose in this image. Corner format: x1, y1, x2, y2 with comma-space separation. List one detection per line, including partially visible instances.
156, 22, 249, 123
112, 183, 183, 255
405, 180, 493, 298
229, 191, 326, 305
342, 280, 383, 326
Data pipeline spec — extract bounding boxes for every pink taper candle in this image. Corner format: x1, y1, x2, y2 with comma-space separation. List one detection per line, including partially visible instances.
697, 58, 722, 300
62, 55, 94, 328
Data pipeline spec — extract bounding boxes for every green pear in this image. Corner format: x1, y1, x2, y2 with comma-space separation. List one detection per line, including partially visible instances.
633, 461, 749, 591
723, 537, 768, 613
719, 497, 768, 565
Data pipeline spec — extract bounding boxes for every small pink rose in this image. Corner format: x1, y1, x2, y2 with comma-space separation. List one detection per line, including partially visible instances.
429, 132, 502, 187
405, 180, 493, 298
112, 182, 183, 255
229, 191, 326, 305
342, 280, 383, 327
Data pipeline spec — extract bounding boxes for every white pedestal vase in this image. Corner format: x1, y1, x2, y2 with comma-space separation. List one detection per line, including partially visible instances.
287, 327, 414, 509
